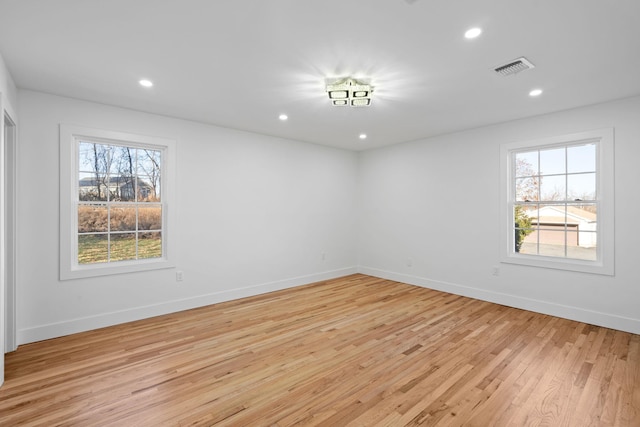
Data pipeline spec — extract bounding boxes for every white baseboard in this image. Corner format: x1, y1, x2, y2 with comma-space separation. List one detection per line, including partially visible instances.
358, 266, 640, 335
19, 265, 638, 345
17, 267, 358, 345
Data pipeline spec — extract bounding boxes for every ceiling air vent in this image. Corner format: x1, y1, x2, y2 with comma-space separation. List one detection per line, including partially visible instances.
494, 57, 535, 76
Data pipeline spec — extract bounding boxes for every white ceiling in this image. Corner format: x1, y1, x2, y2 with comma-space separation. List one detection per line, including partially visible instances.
1, 0, 639, 151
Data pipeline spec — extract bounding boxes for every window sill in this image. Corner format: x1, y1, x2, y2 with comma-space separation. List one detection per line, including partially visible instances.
61, 258, 175, 280
501, 252, 613, 276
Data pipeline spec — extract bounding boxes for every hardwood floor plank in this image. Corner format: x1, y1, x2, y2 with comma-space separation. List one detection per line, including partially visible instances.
1, 274, 638, 426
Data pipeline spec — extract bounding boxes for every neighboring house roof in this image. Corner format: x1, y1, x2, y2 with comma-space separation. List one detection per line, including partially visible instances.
79, 176, 152, 188
525, 206, 596, 225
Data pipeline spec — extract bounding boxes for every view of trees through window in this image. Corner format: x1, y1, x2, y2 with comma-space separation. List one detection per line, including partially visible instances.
77, 141, 162, 264
513, 142, 597, 261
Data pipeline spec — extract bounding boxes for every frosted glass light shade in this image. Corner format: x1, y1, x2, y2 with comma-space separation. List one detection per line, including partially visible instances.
326, 78, 373, 107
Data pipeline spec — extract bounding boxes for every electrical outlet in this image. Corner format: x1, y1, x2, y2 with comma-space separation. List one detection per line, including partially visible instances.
407, 257, 413, 267
176, 271, 184, 281
321, 252, 326, 261
492, 266, 500, 276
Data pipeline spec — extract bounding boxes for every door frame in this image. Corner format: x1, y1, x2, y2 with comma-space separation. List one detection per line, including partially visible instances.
3, 108, 16, 353
0, 91, 18, 386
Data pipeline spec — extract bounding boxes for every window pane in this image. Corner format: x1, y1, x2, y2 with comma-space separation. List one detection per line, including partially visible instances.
78, 141, 96, 172
137, 176, 158, 202
514, 204, 535, 253
569, 231, 597, 260
568, 173, 596, 201
79, 171, 108, 201
78, 234, 108, 264
568, 203, 597, 258
515, 151, 538, 177
515, 227, 536, 253
110, 146, 136, 176
540, 175, 566, 201
567, 143, 596, 173
567, 203, 597, 229
515, 177, 539, 201
109, 175, 136, 202
110, 205, 137, 231
568, 203, 597, 220
535, 204, 570, 226
78, 204, 108, 233
518, 236, 537, 255
138, 149, 161, 201
137, 149, 161, 175
540, 147, 565, 175
139, 232, 162, 259
138, 205, 161, 230
78, 142, 110, 174
514, 204, 537, 224
537, 229, 567, 258
110, 233, 137, 261
525, 212, 576, 256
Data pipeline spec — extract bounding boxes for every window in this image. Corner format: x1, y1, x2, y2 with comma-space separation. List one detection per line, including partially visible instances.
500, 129, 614, 275
60, 125, 175, 279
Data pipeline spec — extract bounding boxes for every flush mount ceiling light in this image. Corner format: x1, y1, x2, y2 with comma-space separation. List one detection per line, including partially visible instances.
326, 77, 373, 107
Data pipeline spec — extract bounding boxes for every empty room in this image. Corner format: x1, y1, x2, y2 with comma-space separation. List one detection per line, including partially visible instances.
0, 1, 639, 425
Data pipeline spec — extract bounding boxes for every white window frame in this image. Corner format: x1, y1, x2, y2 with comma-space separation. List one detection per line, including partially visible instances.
500, 128, 614, 275
60, 125, 176, 280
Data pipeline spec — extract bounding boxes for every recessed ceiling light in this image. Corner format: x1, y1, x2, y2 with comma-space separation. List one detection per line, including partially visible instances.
139, 79, 153, 88
464, 27, 482, 39
529, 88, 543, 97
359, 133, 367, 140
278, 114, 288, 121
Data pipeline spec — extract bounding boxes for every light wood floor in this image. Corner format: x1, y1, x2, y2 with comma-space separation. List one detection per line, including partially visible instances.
1, 274, 639, 426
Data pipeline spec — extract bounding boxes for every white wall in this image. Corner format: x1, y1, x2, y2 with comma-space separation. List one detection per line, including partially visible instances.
17, 90, 358, 344
358, 95, 640, 335
0, 54, 18, 111
14, 89, 640, 346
